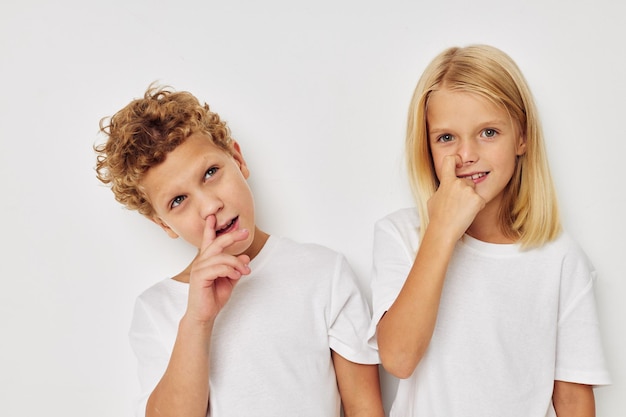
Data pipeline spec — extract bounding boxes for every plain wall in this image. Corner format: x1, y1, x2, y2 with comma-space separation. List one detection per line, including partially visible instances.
1, 0, 624, 415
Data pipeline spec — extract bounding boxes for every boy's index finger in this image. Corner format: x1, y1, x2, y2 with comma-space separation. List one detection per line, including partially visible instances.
201, 215, 217, 252
440, 154, 461, 184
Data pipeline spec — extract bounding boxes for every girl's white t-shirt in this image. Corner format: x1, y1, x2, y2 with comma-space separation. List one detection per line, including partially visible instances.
369, 208, 611, 417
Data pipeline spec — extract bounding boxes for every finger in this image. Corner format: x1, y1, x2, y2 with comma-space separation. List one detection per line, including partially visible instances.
201, 215, 217, 252
237, 254, 251, 266
439, 154, 462, 184
209, 228, 250, 254
207, 264, 247, 282
191, 253, 249, 281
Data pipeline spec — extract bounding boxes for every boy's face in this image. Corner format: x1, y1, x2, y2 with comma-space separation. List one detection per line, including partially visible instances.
141, 133, 257, 256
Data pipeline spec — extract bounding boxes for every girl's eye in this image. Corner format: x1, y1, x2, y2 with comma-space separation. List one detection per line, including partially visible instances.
205, 167, 218, 179
170, 195, 186, 209
437, 134, 454, 143
482, 129, 497, 138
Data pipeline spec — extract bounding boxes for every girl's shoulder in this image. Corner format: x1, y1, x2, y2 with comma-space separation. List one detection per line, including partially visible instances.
374, 207, 421, 253
538, 231, 589, 259
530, 231, 596, 278
376, 207, 420, 232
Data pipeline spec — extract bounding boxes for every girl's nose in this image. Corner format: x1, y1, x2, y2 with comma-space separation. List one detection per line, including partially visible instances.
457, 139, 479, 165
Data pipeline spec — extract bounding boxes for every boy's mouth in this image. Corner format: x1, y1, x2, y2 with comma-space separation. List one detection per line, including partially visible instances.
216, 217, 238, 236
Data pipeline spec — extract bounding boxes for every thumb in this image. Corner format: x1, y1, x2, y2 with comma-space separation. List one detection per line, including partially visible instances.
439, 154, 462, 184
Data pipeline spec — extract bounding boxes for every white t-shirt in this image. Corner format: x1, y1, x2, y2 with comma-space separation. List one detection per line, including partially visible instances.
130, 235, 378, 417
368, 208, 611, 417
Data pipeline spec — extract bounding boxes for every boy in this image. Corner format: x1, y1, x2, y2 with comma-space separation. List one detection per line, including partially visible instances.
95, 85, 384, 417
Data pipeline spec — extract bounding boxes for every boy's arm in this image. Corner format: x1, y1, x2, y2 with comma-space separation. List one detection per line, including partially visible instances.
376, 155, 485, 379
146, 217, 251, 417
146, 317, 213, 417
552, 381, 595, 417
332, 351, 385, 417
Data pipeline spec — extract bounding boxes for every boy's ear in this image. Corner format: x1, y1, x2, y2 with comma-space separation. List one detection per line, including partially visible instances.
150, 216, 179, 239
231, 141, 250, 179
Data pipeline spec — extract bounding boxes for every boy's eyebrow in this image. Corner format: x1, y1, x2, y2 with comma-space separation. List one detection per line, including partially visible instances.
149, 157, 212, 207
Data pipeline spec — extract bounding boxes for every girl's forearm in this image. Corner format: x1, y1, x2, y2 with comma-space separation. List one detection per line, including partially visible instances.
376, 226, 457, 379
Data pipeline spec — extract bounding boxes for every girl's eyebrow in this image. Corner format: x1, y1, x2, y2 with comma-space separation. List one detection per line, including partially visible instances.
428, 126, 449, 134
429, 118, 508, 132
478, 118, 509, 127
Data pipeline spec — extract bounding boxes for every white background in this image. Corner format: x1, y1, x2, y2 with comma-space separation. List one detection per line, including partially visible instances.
1, 0, 624, 415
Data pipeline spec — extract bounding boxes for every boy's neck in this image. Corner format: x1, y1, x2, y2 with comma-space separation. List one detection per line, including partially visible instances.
244, 227, 270, 261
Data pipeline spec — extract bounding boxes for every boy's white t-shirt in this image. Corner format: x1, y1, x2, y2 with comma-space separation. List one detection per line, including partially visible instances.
369, 208, 611, 417
129, 235, 378, 417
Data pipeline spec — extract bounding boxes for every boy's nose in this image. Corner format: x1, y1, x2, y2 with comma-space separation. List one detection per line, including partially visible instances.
198, 193, 223, 220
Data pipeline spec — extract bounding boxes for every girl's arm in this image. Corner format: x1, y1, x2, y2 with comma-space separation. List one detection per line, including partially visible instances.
375, 225, 457, 378
332, 351, 385, 417
553, 381, 595, 417
376, 155, 485, 378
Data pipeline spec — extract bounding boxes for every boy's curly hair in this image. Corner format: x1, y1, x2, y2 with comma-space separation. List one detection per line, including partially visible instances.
95, 85, 233, 218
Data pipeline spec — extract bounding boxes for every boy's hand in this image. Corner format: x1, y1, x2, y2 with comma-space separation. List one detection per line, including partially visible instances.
427, 155, 485, 242
186, 215, 251, 324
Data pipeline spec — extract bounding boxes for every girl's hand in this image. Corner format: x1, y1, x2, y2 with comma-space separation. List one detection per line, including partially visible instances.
185, 215, 251, 324
427, 155, 485, 242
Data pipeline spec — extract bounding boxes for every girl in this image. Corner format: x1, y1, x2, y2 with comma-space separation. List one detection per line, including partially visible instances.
369, 45, 610, 416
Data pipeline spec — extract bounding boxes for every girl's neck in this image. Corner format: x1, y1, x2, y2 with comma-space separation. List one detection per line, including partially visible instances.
466, 203, 517, 244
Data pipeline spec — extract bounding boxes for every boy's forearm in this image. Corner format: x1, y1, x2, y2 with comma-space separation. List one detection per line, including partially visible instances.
146, 315, 214, 417
332, 352, 385, 417
552, 381, 595, 417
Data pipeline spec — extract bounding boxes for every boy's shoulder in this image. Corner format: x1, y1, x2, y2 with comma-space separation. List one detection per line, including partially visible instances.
263, 235, 344, 265
135, 277, 188, 313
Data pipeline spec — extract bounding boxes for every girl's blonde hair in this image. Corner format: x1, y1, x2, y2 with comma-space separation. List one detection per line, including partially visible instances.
95, 84, 233, 218
406, 45, 560, 248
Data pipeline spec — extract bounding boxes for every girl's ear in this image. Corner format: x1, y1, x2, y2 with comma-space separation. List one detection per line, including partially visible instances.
150, 216, 179, 239
231, 141, 250, 179
516, 134, 527, 156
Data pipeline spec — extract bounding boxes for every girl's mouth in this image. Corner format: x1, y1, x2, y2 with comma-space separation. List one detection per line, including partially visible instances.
216, 217, 238, 236
459, 172, 488, 181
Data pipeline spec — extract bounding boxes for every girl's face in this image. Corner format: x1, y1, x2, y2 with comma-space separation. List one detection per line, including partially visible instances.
426, 88, 526, 215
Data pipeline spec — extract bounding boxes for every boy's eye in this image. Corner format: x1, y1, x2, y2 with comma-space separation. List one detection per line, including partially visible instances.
482, 129, 497, 138
205, 167, 218, 179
170, 195, 185, 209
437, 134, 454, 143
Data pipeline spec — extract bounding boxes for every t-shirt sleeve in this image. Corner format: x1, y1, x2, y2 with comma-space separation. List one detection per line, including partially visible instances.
555, 244, 611, 386
327, 255, 380, 365
366, 213, 417, 349
128, 297, 171, 417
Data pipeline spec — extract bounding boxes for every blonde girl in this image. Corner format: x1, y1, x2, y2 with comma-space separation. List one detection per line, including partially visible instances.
369, 45, 610, 417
